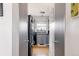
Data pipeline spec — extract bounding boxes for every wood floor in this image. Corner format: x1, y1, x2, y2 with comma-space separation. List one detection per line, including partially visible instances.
32, 45, 49, 56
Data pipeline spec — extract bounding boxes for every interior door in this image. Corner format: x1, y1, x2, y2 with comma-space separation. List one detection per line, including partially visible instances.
28, 15, 33, 56
19, 4, 28, 56
54, 3, 65, 56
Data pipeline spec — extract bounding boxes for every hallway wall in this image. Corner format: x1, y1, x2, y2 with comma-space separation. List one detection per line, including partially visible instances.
65, 3, 79, 56
28, 3, 54, 16
12, 3, 19, 56
0, 3, 12, 56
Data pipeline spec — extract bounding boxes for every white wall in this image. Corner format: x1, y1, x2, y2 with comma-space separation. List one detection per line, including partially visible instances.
49, 7, 55, 56
49, 21, 55, 56
65, 4, 79, 56
28, 3, 54, 16
12, 3, 19, 56
0, 3, 12, 56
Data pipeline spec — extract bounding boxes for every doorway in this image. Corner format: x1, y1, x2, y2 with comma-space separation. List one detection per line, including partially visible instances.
28, 15, 49, 56
19, 3, 65, 56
